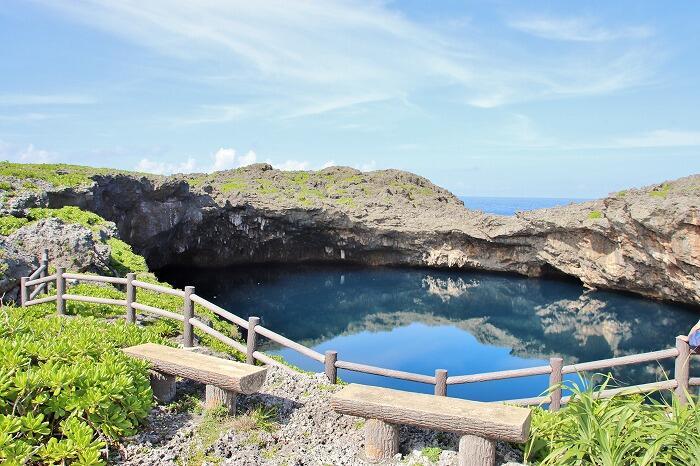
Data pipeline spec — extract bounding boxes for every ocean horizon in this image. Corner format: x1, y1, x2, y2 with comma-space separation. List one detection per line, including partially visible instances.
459, 196, 591, 216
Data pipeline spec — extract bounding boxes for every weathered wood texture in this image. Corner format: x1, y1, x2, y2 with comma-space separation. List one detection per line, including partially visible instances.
63, 294, 127, 306
331, 384, 531, 443
246, 316, 260, 365
675, 336, 690, 404
124, 343, 267, 394
325, 350, 338, 384
256, 324, 325, 362
20, 277, 28, 307
183, 286, 195, 348
205, 384, 237, 414
191, 293, 249, 329
126, 273, 136, 323
561, 348, 678, 374
150, 370, 176, 403
132, 279, 185, 297
131, 302, 184, 321
548, 357, 563, 411
447, 365, 551, 385
55, 267, 65, 315
458, 434, 495, 466
335, 360, 435, 384
190, 318, 247, 353
435, 369, 447, 396
364, 419, 399, 462
63, 273, 128, 285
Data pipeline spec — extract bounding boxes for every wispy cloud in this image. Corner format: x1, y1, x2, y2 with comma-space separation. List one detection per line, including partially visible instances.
168, 104, 245, 126
37, 1, 660, 110
508, 16, 652, 42
0, 112, 69, 122
0, 140, 57, 163
135, 157, 197, 175
0, 93, 95, 106
611, 130, 700, 148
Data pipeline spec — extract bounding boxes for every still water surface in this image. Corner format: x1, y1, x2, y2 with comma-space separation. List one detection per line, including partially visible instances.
158, 265, 699, 402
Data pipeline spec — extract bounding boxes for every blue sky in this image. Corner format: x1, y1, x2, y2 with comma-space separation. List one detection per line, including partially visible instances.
1, 1, 699, 197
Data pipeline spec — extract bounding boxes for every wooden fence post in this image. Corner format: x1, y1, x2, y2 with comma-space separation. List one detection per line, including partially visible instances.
435, 369, 447, 396
55, 267, 65, 316
125, 273, 136, 323
675, 336, 690, 405
246, 316, 260, 365
39, 248, 49, 293
20, 277, 28, 307
183, 286, 195, 348
325, 350, 338, 384
548, 357, 563, 411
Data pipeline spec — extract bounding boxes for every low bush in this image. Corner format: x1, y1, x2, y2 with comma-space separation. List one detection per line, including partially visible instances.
0, 304, 171, 465
525, 378, 700, 465
107, 238, 149, 274
0, 216, 28, 236
28, 207, 107, 230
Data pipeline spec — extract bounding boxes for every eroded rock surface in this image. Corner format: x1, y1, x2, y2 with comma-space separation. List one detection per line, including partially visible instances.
4, 163, 700, 305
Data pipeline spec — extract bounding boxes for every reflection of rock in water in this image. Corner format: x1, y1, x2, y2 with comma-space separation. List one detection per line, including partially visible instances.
535, 295, 631, 354
422, 276, 478, 302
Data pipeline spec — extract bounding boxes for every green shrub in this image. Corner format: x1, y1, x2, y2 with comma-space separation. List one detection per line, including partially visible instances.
421, 446, 442, 462
525, 378, 700, 465
0, 162, 136, 188
588, 210, 603, 220
220, 178, 247, 193
107, 238, 149, 274
650, 183, 671, 198
28, 206, 107, 230
0, 304, 169, 465
0, 181, 13, 191
0, 216, 28, 235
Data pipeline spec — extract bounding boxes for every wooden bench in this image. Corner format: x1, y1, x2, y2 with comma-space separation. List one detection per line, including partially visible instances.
331, 384, 531, 466
124, 343, 267, 413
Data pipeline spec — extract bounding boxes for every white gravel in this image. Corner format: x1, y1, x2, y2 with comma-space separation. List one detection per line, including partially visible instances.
113, 365, 524, 465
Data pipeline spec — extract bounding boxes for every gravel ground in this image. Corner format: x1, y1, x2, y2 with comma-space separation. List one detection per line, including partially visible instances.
112, 362, 525, 466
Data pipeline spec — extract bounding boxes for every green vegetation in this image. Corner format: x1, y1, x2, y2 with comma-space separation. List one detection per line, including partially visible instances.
180, 405, 234, 466
107, 238, 149, 274
220, 178, 248, 193
0, 216, 28, 235
336, 197, 356, 208
254, 178, 280, 195
28, 206, 107, 230
0, 304, 170, 465
588, 210, 603, 220
0, 162, 134, 188
650, 183, 672, 198
420, 446, 442, 462
525, 378, 700, 465
0, 181, 13, 191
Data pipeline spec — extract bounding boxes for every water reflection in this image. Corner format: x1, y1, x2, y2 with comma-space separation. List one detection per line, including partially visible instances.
158, 264, 698, 401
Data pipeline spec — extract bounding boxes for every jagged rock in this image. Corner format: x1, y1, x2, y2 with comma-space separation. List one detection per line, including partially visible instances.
0, 237, 36, 300
8, 218, 114, 275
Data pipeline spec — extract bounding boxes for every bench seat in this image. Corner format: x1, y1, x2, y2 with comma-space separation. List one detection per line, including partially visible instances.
124, 343, 267, 412
332, 384, 531, 465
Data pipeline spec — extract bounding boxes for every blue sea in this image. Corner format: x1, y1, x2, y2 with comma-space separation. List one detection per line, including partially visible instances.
459, 196, 590, 215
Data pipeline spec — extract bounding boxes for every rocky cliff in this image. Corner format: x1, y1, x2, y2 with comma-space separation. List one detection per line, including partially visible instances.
1, 162, 698, 305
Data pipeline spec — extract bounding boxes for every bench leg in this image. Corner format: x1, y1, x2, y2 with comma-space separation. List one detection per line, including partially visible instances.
205, 385, 237, 414
364, 418, 399, 463
149, 370, 176, 403
458, 434, 495, 466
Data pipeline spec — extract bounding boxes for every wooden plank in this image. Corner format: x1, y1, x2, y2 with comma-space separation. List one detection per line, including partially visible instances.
335, 360, 435, 384
447, 365, 551, 385
132, 280, 185, 297
63, 273, 128, 285
331, 384, 531, 443
63, 294, 127, 306
191, 294, 249, 329
123, 343, 267, 394
561, 348, 677, 374
255, 325, 324, 363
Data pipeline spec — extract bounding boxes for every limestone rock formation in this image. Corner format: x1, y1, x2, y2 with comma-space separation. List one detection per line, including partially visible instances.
2, 162, 699, 305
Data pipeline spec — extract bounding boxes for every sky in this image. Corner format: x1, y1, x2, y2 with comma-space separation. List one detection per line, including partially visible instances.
1, 1, 699, 198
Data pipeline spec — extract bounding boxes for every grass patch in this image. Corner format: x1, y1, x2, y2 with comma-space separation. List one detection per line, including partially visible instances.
0, 162, 133, 188
421, 446, 442, 462
28, 206, 107, 230
0, 215, 29, 235
220, 178, 248, 193
108, 238, 149, 274
336, 197, 356, 208
525, 377, 700, 465
181, 405, 234, 466
0, 181, 13, 191
588, 210, 603, 220
649, 183, 671, 198
254, 178, 280, 195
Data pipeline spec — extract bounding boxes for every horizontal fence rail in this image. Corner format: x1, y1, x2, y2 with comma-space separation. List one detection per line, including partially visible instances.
19, 250, 698, 411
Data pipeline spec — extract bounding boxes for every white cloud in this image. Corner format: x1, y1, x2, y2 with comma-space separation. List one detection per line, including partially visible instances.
611, 130, 700, 148
359, 160, 377, 172
321, 160, 336, 169
271, 160, 310, 171
0, 93, 95, 106
211, 148, 257, 170
37, 1, 659, 109
508, 16, 652, 42
0, 140, 57, 163
136, 157, 197, 175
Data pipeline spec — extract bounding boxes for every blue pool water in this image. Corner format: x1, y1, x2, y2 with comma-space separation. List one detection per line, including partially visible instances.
159, 264, 698, 402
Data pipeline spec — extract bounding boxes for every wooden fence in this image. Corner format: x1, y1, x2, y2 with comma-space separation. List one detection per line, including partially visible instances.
20, 249, 698, 411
